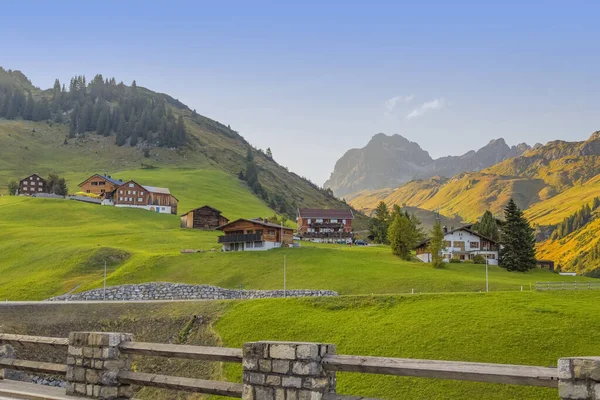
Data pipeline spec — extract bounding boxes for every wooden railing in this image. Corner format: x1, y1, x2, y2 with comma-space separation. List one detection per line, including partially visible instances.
0, 332, 579, 400
536, 281, 600, 291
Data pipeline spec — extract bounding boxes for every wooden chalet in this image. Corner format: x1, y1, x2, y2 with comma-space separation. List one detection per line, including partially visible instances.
180, 206, 229, 230
18, 174, 47, 196
296, 208, 354, 243
217, 218, 294, 251
113, 180, 178, 215
78, 174, 124, 198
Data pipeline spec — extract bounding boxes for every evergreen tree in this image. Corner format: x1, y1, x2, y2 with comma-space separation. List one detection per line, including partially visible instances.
593, 197, 600, 210
32, 99, 50, 121
69, 103, 80, 138
7, 180, 18, 196
46, 173, 68, 196
266, 147, 273, 159
428, 220, 445, 268
370, 201, 390, 244
499, 199, 537, 271
115, 114, 127, 146
388, 212, 419, 260
24, 92, 35, 120
473, 210, 500, 242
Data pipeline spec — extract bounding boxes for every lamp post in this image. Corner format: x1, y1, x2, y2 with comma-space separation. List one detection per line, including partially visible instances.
485, 256, 489, 293
103, 260, 107, 301
283, 255, 287, 298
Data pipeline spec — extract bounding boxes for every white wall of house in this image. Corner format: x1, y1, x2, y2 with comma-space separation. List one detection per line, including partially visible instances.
115, 204, 172, 214
222, 241, 281, 252
418, 229, 499, 265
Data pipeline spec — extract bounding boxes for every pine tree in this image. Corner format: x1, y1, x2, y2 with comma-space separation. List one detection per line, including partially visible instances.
473, 210, 500, 242
115, 114, 127, 146
370, 201, 390, 244
7, 180, 18, 196
499, 199, 537, 271
24, 92, 35, 120
388, 213, 419, 260
266, 147, 273, 159
428, 220, 445, 268
69, 103, 80, 138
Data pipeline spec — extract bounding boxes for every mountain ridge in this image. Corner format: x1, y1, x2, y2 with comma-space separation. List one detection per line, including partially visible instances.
324, 133, 530, 198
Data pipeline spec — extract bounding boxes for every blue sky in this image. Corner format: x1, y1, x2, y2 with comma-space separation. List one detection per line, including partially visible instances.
2, 1, 599, 184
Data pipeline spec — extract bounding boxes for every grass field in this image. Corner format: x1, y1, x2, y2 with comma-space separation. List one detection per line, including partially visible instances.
2, 291, 599, 399
0, 194, 594, 301
217, 291, 600, 399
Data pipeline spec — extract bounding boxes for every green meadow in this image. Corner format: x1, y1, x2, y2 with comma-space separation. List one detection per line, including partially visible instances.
0, 191, 593, 300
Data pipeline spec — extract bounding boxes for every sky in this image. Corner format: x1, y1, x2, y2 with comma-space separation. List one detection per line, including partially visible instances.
1, 1, 600, 185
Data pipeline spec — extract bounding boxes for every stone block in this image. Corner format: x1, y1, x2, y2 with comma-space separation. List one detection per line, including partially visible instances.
298, 390, 322, 400
275, 388, 285, 400
272, 360, 290, 374
83, 347, 95, 358
302, 377, 329, 390
68, 346, 83, 357
72, 367, 86, 383
69, 332, 89, 347
242, 383, 254, 399
259, 359, 272, 372
93, 347, 103, 358
86, 369, 100, 384
94, 360, 104, 369
104, 359, 127, 370
255, 386, 274, 400
573, 358, 600, 381
292, 361, 320, 376
559, 381, 591, 399
100, 370, 119, 386
244, 371, 266, 385
282, 376, 302, 388
75, 383, 87, 395
270, 344, 296, 360
66, 382, 76, 395
286, 389, 299, 400
243, 357, 259, 371
244, 342, 268, 360
86, 384, 95, 396
296, 344, 319, 360
83, 358, 93, 368
118, 385, 133, 398
102, 347, 118, 359
66, 356, 76, 366
266, 375, 281, 386
559, 359, 573, 380
99, 385, 119, 399
319, 344, 336, 357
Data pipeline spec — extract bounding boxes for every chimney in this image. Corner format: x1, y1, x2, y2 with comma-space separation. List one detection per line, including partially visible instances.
443, 226, 448, 233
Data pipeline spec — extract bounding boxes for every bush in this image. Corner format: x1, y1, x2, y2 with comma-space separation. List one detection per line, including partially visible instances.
449, 257, 461, 263
473, 255, 486, 264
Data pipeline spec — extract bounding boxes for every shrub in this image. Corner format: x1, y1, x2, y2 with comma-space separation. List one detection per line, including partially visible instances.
473, 255, 486, 264
449, 257, 461, 263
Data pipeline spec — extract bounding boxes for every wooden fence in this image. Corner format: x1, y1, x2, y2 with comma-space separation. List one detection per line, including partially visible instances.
535, 281, 600, 291
0, 332, 590, 400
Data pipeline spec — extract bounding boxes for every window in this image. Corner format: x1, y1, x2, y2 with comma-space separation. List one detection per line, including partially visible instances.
443, 240, 451, 248
38, 182, 43, 186
133, 190, 137, 195
470, 241, 480, 249
119, 190, 123, 194
307, 219, 312, 224
316, 218, 323, 223
86, 190, 90, 193
487, 254, 496, 260
137, 198, 143, 202
38, 188, 42, 192
268, 229, 276, 235
99, 181, 105, 186
23, 181, 28, 185
129, 183, 134, 187
127, 190, 131, 194
30, 177, 33, 180
36, 177, 39, 181
140, 192, 144, 195
23, 186, 28, 191
331, 219, 338, 223
119, 197, 123, 201
342, 219, 346, 224
129, 197, 133, 201
91, 182, 98, 186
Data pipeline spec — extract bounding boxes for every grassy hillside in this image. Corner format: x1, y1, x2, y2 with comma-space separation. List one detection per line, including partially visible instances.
0, 196, 592, 300
2, 292, 600, 399
216, 291, 600, 399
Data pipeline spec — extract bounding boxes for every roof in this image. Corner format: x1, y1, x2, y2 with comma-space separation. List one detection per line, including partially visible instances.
415, 225, 499, 248
217, 218, 294, 231
180, 205, 224, 217
78, 174, 124, 187
142, 185, 171, 195
297, 208, 354, 220
20, 173, 44, 183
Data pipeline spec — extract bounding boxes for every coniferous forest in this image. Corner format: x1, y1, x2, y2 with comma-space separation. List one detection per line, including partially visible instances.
0, 69, 187, 148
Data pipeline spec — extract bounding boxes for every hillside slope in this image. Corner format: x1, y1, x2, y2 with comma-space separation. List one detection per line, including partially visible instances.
350, 132, 600, 223
0, 68, 360, 223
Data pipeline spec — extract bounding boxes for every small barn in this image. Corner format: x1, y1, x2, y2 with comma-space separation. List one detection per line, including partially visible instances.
180, 206, 229, 230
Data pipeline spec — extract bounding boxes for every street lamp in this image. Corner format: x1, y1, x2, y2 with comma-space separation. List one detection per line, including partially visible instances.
485, 256, 489, 293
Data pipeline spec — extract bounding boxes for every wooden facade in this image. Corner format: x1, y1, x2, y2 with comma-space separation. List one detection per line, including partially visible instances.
113, 180, 179, 215
180, 206, 229, 230
78, 174, 124, 197
297, 208, 354, 242
217, 218, 294, 251
19, 174, 47, 196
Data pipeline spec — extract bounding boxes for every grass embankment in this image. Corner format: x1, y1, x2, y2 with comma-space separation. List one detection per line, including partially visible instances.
217, 291, 600, 399
0, 195, 593, 300
2, 292, 599, 399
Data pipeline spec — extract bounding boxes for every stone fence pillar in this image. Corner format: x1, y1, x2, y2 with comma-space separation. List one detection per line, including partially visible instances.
0, 344, 15, 380
559, 357, 600, 399
242, 341, 336, 400
66, 332, 134, 399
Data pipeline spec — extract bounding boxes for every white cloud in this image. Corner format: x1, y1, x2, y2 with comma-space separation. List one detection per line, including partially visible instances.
406, 98, 446, 119
384, 95, 414, 114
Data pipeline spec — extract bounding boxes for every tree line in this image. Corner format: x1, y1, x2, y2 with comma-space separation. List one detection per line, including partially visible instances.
551, 197, 600, 240
369, 201, 425, 260
0, 74, 188, 148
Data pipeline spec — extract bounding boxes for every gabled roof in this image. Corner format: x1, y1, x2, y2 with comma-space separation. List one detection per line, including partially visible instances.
20, 173, 45, 183
142, 185, 171, 195
297, 208, 354, 220
217, 218, 294, 231
180, 205, 224, 217
78, 174, 124, 187
416, 224, 499, 248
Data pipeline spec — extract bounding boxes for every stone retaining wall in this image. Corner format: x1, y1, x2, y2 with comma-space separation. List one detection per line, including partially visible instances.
47, 282, 338, 301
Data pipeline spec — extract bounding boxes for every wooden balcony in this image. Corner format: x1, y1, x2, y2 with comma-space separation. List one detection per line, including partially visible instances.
218, 233, 262, 243
300, 232, 353, 239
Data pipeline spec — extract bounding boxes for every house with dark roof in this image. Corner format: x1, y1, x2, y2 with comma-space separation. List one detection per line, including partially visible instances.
296, 208, 354, 243
217, 218, 294, 251
18, 174, 47, 196
415, 224, 500, 265
180, 205, 229, 230
78, 174, 124, 198
113, 180, 178, 215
